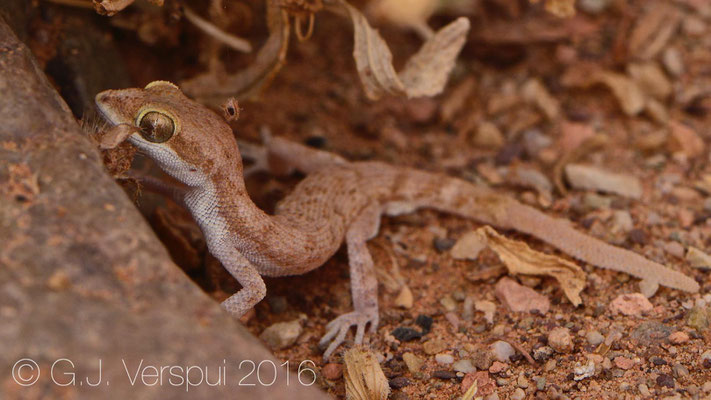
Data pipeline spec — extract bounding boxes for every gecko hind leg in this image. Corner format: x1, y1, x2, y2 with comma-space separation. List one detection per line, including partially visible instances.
320, 204, 381, 360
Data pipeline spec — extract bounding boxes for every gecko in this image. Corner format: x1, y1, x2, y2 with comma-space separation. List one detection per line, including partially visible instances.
95, 81, 699, 359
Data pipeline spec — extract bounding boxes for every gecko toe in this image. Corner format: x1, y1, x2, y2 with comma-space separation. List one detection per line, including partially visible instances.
320, 309, 379, 360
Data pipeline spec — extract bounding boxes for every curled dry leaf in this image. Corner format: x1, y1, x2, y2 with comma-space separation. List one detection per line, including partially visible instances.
595, 71, 646, 116
367, 0, 438, 38
181, 0, 289, 102
337, 0, 470, 100
97, 123, 136, 150
628, 4, 680, 60
452, 226, 585, 306
93, 0, 135, 16
344, 347, 390, 400
530, 0, 576, 18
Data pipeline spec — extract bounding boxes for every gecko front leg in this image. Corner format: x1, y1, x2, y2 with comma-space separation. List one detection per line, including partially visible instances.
320, 203, 381, 360
208, 234, 267, 316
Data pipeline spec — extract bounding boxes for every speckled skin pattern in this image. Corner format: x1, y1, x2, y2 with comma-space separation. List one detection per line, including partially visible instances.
95, 82, 698, 359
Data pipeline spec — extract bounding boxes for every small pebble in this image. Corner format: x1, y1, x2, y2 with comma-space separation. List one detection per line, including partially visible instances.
440, 295, 457, 312
703, 381, 711, 392
402, 352, 423, 373
573, 360, 596, 381
495, 277, 550, 314
517, 374, 530, 389
700, 350, 711, 368
433, 237, 456, 252
391, 327, 422, 342
672, 363, 689, 378
583, 193, 612, 210
611, 210, 633, 233
472, 349, 493, 370
423, 339, 447, 355
491, 340, 515, 362
638, 383, 651, 396
304, 135, 327, 148
651, 356, 667, 366
511, 388, 526, 400
484, 394, 500, 400
578, 0, 610, 13
394, 286, 413, 309
473, 121, 505, 149
489, 361, 507, 374
543, 359, 557, 372
548, 327, 573, 353
453, 359, 475, 374
432, 370, 457, 380
686, 306, 711, 331
534, 376, 546, 391
657, 373, 675, 388
668, 331, 689, 344
415, 314, 433, 333
321, 363, 343, 380
462, 296, 475, 321
435, 353, 454, 365
662, 47, 684, 77
266, 296, 288, 314
389, 376, 411, 389
664, 241, 685, 258
614, 356, 634, 370
610, 293, 653, 316
565, 164, 642, 199
586, 330, 604, 346
390, 392, 409, 400
259, 319, 302, 350
522, 129, 552, 157
475, 300, 497, 324
628, 229, 647, 245
533, 346, 554, 362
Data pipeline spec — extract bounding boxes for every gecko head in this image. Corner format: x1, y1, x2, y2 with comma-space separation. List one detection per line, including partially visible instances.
95, 81, 243, 187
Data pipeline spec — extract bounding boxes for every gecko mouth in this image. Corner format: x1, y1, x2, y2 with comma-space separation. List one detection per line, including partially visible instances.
93, 99, 118, 126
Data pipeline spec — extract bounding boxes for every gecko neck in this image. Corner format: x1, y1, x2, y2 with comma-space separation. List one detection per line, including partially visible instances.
184, 157, 333, 275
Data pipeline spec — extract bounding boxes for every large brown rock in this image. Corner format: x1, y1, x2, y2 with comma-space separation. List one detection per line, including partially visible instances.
0, 15, 329, 400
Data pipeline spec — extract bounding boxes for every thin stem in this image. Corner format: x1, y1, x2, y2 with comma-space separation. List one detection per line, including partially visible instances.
184, 6, 252, 54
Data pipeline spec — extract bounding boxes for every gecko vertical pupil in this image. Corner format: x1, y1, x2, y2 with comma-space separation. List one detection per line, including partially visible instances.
138, 111, 174, 143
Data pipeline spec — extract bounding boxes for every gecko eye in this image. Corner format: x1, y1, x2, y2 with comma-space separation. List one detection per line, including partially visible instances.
137, 111, 175, 143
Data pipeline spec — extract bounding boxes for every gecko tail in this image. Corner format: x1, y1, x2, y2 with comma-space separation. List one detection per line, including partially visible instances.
502, 202, 700, 293
390, 169, 698, 293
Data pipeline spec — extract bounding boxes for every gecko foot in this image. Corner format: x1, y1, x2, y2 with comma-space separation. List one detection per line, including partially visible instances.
319, 308, 379, 360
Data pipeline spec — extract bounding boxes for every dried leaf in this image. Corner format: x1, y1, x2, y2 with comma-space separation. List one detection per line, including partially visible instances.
521, 78, 560, 120
594, 71, 646, 116
344, 347, 390, 400
181, 0, 289, 102
398, 17, 470, 97
367, 0, 438, 38
668, 120, 705, 159
337, 0, 469, 100
93, 0, 134, 16
469, 226, 585, 306
461, 378, 479, 400
97, 123, 136, 150
628, 4, 680, 60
